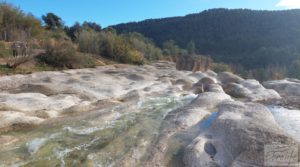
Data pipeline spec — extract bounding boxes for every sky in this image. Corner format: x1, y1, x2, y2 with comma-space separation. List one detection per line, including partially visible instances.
5, 0, 300, 27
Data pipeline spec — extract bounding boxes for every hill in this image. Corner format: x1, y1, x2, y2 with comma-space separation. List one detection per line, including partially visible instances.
112, 8, 300, 70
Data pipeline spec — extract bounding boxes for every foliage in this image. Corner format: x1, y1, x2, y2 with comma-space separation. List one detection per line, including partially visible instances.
187, 41, 196, 55
121, 32, 162, 61
37, 40, 95, 68
113, 8, 300, 70
162, 40, 187, 56
236, 65, 287, 81
42, 13, 64, 30
0, 41, 11, 57
76, 28, 101, 54
0, 2, 43, 41
212, 63, 232, 73
288, 59, 300, 79
65, 21, 101, 41
98, 30, 144, 64
75, 28, 144, 64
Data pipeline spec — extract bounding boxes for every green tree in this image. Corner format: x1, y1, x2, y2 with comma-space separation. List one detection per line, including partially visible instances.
187, 41, 196, 55
162, 40, 186, 56
42, 13, 64, 29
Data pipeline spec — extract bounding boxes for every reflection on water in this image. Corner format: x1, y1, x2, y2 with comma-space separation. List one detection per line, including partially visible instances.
268, 106, 300, 141
0, 95, 195, 167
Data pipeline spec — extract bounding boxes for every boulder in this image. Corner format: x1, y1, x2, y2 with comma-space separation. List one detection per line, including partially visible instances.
144, 92, 232, 166
184, 101, 299, 167
263, 79, 300, 97
263, 79, 300, 108
193, 77, 216, 94
0, 111, 44, 132
205, 84, 224, 93
224, 79, 281, 101
217, 72, 244, 85
173, 79, 193, 90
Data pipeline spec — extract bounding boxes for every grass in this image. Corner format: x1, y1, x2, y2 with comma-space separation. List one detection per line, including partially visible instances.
0, 64, 15, 74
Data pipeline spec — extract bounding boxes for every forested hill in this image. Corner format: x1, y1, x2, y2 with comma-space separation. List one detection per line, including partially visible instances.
112, 8, 300, 69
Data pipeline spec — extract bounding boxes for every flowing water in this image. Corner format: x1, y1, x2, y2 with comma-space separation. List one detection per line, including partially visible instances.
268, 106, 300, 141
0, 95, 195, 167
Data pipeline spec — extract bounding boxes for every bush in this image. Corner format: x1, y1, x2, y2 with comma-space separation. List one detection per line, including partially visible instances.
212, 63, 232, 73
38, 40, 95, 68
0, 42, 11, 57
76, 29, 100, 54
75, 29, 144, 65
121, 32, 162, 61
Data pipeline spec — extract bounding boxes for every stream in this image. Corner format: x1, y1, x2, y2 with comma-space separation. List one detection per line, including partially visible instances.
0, 95, 195, 167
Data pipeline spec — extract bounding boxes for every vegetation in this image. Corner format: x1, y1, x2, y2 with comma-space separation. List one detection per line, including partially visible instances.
288, 60, 300, 79
1, 2, 300, 81
37, 40, 95, 68
0, 2, 162, 72
0, 2, 43, 41
74, 27, 144, 65
212, 63, 232, 73
121, 32, 162, 61
0, 41, 11, 57
113, 8, 300, 79
42, 13, 64, 30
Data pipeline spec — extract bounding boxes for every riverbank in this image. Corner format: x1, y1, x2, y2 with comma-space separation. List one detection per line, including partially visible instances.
0, 61, 299, 167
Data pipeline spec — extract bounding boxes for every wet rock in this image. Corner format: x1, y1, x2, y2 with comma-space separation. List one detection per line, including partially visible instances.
9, 84, 56, 96
215, 71, 280, 102
126, 74, 145, 81
0, 111, 44, 132
0, 135, 19, 147
263, 79, 300, 108
192, 77, 216, 94
0, 93, 82, 114
173, 79, 193, 91
217, 72, 243, 85
184, 101, 299, 167
263, 79, 300, 97
205, 84, 224, 93
144, 92, 232, 166
224, 79, 281, 101
118, 90, 143, 102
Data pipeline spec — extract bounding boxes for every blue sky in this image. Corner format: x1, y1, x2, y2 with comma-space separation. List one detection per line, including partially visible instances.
5, 0, 300, 27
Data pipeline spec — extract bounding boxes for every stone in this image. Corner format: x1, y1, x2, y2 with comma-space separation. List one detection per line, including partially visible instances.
224, 79, 281, 101
184, 101, 299, 167
217, 72, 243, 85
0, 111, 44, 132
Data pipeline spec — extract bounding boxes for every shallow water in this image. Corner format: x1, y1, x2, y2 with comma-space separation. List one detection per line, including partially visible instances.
0, 95, 195, 167
268, 106, 300, 141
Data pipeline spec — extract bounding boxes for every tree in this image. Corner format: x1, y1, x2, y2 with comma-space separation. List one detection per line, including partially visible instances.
162, 40, 186, 56
42, 13, 64, 29
82, 21, 101, 32
187, 41, 196, 55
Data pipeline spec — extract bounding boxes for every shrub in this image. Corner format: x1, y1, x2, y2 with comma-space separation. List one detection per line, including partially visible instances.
38, 40, 95, 68
76, 29, 100, 54
212, 63, 232, 73
0, 42, 11, 57
98, 31, 144, 65
121, 32, 162, 61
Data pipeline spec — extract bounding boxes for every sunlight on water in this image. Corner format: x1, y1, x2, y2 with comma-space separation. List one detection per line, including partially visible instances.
268, 106, 300, 141
0, 95, 195, 167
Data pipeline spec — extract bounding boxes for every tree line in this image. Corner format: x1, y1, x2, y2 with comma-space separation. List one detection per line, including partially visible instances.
113, 8, 300, 80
